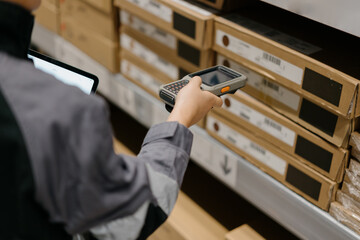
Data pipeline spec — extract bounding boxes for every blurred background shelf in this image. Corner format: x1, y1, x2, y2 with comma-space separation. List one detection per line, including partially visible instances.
260, 0, 360, 38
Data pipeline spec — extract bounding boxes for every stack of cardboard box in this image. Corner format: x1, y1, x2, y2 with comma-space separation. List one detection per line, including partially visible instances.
34, 0, 60, 34
329, 133, 360, 234
206, 2, 360, 212
59, 0, 120, 72
114, 0, 216, 103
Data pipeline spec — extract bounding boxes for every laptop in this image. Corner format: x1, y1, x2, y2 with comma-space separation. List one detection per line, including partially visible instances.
27, 49, 99, 95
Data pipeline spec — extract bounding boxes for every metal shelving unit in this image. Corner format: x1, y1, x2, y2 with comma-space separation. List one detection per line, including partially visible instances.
31, 23, 360, 240
261, 0, 360, 38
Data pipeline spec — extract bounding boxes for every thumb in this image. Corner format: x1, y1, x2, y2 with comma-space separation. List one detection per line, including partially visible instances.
189, 76, 202, 87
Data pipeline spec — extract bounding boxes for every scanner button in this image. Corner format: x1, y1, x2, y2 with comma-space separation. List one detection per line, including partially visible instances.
221, 86, 230, 93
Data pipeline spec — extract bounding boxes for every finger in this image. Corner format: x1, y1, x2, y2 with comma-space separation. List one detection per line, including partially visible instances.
190, 76, 202, 87
203, 91, 223, 108
213, 96, 223, 108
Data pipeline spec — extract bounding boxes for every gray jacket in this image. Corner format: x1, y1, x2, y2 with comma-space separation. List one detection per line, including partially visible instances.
0, 51, 193, 239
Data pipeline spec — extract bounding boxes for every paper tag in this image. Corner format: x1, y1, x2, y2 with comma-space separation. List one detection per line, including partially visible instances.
121, 59, 162, 95
126, 0, 172, 23
191, 130, 213, 167
222, 95, 296, 146
207, 116, 286, 175
115, 80, 137, 117
121, 10, 176, 49
223, 14, 322, 55
191, 129, 237, 188
121, 34, 178, 79
216, 30, 304, 85
217, 54, 300, 111
211, 145, 238, 187
170, 0, 212, 16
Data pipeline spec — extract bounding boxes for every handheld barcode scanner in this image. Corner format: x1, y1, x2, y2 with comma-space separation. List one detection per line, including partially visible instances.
159, 65, 247, 112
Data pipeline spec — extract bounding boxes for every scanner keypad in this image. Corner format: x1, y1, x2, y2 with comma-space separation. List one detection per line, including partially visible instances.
164, 80, 189, 94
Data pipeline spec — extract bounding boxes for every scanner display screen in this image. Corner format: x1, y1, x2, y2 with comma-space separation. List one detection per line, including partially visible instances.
190, 66, 239, 86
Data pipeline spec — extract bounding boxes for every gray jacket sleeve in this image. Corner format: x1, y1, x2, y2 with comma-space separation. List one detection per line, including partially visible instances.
0, 55, 193, 238
90, 121, 193, 240
36, 100, 194, 236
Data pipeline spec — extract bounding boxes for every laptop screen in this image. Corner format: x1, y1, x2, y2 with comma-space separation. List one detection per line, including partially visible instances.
28, 50, 99, 95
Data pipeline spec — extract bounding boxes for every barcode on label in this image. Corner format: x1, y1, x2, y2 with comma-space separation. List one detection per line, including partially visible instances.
138, 26, 146, 33
155, 29, 167, 37
262, 52, 281, 66
240, 112, 250, 121
227, 136, 237, 144
158, 57, 169, 65
149, 1, 160, 8
250, 143, 266, 155
264, 118, 282, 131
262, 79, 279, 92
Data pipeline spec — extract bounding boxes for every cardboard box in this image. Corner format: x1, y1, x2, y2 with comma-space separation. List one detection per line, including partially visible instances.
120, 52, 170, 99
330, 202, 360, 235
349, 159, 360, 177
34, 1, 60, 33
120, 50, 207, 129
206, 112, 337, 210
217, 53, 354, 148
225, 224, 265, 240
336, 191, 360, 217
121, 26, 200, 74
214, 91, 348, 182
82, 0, 113, 14
149, 191, 227, 240
115, 0, 217, 49
351, 149, 360, 162
213, 3, 360, 119
60, 17, 119, 72
120, 32, 192, 81
120, 10, 214, 71
344, 170, 360, 190
350, 132, 360, 147
342, 182, 360, 202
195, 0, 249, 11
60, 0, 118, 41
350, 132, 360, 161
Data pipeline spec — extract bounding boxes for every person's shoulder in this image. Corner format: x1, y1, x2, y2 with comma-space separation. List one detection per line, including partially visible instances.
0, 52, 107, 115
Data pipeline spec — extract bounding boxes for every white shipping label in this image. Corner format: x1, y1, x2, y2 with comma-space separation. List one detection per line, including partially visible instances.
121, 10, 176, 49
126, 0, 172, 23
217, 55, 300, 111
191, 130, 213, 168
171, 0, 212, 16
120, 10, 131, 24
121, 60, 162, 94
222, 95, 296, 146
211, 145, 238, 188
121, 34, 178, 79
207, 116, 286, 175
216, 30, 304, 85
116, 81, 137, 117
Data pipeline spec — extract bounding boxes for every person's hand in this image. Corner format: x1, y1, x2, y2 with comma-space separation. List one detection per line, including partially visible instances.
167, 76, 223, 128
